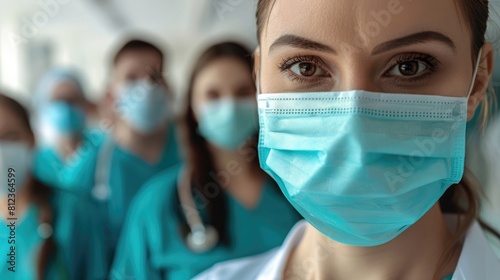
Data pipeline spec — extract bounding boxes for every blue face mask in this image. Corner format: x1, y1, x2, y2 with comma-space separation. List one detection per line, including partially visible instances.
116, 80, 170, 134
0, 142, 32, 195
197, 98, 258, 150
257, 54, 481, 247
40, 102, 85, 136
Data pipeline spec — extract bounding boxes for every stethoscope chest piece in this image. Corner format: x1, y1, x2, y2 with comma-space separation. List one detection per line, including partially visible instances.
92, 183, 111, 201
37, 222, 53, 239
186, 224, 219, 253
178, 166, 220, 253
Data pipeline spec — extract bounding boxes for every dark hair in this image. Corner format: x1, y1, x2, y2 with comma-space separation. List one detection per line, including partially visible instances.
178, 42, 255, 246
0, 94, 57, 280
256, 0, 498, 279
113, 39, 165, 68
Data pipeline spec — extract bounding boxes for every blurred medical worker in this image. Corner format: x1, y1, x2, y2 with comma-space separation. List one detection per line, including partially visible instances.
33, 39, 181, 271
0, 93, 106, 280
33, 68, 94, 160
196, 0, 500, 279
111, 42, 301, 280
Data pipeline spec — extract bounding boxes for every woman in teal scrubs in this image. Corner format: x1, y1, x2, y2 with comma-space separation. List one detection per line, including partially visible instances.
111, 42, 302, 280
33, 68, 95, 160
0, 93, 105, 279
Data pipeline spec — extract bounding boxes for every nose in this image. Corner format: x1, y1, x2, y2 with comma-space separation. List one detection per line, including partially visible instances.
333, 55, 383, 93
337, 67, 381, 93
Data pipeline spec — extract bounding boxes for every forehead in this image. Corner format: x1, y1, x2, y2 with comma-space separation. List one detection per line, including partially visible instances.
51, 81, 82, 100
263, 0, 469, 53
196, 58, 251, 84
114, 50, 163, 73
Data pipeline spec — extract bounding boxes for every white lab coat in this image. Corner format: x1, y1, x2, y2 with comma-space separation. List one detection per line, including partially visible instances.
195, 217, 500, 280
478, 115, 500, 235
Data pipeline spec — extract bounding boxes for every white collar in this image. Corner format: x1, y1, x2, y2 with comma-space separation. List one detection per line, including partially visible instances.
257, 218, 500, 280
257, 220, 308, 279
452, 219, 500, 279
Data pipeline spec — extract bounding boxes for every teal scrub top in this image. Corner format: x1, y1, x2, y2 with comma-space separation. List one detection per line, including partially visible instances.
0, 191, 106, 280
34, 129, 103, 191
111, 165, 302, 280
33, 125, 181, 268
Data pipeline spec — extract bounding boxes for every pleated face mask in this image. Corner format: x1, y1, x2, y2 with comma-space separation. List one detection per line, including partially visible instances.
115, 80, 170, 134
196, 98, 258, 150
257, 52, 481, 247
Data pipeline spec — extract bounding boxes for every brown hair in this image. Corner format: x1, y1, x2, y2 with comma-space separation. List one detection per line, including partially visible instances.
179, 42, 255, 246
0, 94, 58, 280
113, 39, 165, 68
256, 0, 498, 279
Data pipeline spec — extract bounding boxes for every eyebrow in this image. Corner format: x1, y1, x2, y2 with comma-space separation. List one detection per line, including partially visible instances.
371, 31, 456, 55
268, 31, 456, 56
269, 34, 336, 54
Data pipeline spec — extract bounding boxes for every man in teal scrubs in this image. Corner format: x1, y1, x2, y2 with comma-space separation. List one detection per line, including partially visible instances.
33, 39, 181, 272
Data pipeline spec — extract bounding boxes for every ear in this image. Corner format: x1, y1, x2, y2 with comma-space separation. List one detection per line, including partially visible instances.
468, 43, 494, 121
28, 133, 36, 149
100, 89, 117, 119
104, 89, 115, 107
163, 80, 174, 100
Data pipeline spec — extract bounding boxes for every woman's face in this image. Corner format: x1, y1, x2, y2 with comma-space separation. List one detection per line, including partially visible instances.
258, 0, 493, 119
192, 57, 256, 119
50, 81, 85, 107
0, 104, 34, 147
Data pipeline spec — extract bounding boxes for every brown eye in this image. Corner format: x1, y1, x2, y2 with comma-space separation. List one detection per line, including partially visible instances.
290, 62, 327, 77
389, 60, 427, 77
299, 63, 316, 76
206, 90, 220, 100
399, 61, 418, 76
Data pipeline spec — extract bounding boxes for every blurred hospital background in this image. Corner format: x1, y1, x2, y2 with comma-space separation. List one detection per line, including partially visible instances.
0, 0, 257, 105
3, 0, 500, 103
1, 0, 500, 256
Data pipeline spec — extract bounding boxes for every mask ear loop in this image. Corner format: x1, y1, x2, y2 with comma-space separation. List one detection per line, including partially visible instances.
466, 49, 483, 99
256, 75, 261, 96
255, 48, 262, 97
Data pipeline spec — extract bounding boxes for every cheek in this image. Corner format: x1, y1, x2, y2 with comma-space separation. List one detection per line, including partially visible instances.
438, 61, 475, 97
259, 58, 286, 93
190, 92, 207, 120
107, 93, 117, 107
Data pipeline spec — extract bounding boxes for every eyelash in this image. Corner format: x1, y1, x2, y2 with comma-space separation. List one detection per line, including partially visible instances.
278, 55, 330, 83
383, 52, 441, 82
277, 53, 441, 84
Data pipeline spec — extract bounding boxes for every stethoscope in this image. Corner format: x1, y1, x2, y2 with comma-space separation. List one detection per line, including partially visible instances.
92, 136, 115, 201
91, 136, 219, 252
177, 166, 219, 253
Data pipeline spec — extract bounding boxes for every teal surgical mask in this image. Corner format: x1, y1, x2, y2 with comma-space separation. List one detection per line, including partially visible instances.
257, 52, 481, 247
0, 142, 32, 195
116, 80, 169, 134
38, 102, 85, 147
41, 102, 85, 134
197, 98, 258, 150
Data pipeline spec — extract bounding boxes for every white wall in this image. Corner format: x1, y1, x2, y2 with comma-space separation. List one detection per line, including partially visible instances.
2, 0, 500, 106
0, 0, 258, 105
